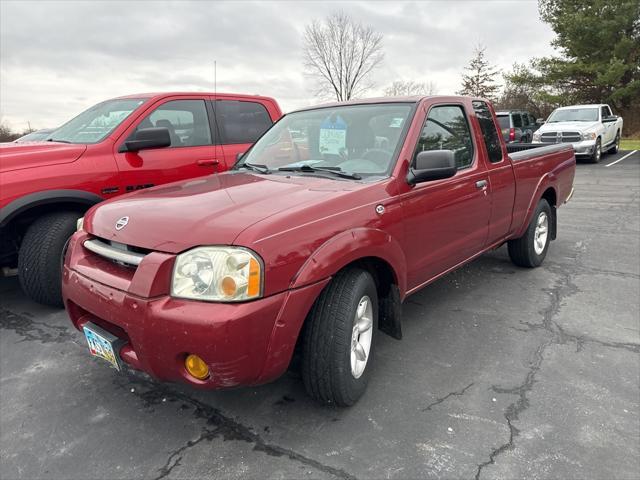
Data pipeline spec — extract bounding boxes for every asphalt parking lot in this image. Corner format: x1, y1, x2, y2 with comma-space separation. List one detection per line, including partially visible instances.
1, 149, 639, 480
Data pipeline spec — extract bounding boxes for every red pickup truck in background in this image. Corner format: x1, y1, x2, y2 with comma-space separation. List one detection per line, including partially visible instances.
0, 92, 282, 306
62, 95, 575, 406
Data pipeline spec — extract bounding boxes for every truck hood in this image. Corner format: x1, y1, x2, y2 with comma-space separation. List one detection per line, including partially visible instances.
538, 121, 599, 133
0, 142, 87, 173
87, 172, 361, 253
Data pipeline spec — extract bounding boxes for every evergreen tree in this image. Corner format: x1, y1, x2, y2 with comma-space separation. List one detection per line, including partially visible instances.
457, 45, 501, 101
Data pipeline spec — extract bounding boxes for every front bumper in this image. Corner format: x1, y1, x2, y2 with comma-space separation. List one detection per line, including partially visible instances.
62, 232, 328, 389
533, 139, 596, 156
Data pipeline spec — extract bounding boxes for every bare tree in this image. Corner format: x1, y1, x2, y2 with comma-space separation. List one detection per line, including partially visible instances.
303, 12, 384, 101
457, 45, 501, 101
384, 80, 436, 97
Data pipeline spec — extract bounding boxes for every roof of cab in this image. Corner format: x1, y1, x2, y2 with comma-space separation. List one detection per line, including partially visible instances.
112, 92, 276, 101
555, 104, 605, 109
289, 95, 481, 113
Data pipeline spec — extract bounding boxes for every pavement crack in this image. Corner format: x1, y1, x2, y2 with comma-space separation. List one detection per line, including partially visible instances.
116, 375, 358, 480
154, 427, 220, 480
475, 251, 581, 479
421, 382, 474, 412
0, 308, 74, 344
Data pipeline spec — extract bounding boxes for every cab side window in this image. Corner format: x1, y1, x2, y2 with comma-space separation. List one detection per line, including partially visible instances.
136, 100, 212, 147
215, 100, 272, 145
415, 105, 474, 169
472, 100, 503, 163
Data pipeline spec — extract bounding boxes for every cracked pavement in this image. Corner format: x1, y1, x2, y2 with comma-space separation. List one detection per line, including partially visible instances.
1, 151, 639, 479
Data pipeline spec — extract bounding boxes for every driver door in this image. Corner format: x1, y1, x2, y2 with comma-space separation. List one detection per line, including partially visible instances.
401, 103, 491, 290
113, 97, 222, 194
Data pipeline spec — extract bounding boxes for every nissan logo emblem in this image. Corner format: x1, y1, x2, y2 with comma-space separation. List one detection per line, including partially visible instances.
115, 216, 129, 231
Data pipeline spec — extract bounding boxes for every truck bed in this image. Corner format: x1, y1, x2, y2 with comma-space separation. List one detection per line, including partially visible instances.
508, 143, 576, 237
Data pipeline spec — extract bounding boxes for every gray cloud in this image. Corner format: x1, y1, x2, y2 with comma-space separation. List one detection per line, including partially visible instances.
0, 0, 555, 130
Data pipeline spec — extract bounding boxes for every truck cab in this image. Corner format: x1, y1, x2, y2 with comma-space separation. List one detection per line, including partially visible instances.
532, 104, 623, 163
0, 92, 282, 306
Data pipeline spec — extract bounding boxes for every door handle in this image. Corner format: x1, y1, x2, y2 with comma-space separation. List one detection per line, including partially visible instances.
475, 180, 488, 189
197, 159, 219, 167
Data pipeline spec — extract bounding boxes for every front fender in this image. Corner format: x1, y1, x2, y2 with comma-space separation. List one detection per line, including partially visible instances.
290, 227, 407, 297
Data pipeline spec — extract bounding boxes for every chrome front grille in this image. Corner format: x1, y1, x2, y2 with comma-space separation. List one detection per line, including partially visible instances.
83, 238, 147, 267
541, 131, 582, 143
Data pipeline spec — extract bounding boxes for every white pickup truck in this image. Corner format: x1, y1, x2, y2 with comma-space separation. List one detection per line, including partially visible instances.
532, 104, 623, 163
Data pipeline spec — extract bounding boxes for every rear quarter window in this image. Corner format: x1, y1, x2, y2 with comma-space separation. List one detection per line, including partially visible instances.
216, 100, 273, 145
472, 101, 503, 163
497, 116, 510, 129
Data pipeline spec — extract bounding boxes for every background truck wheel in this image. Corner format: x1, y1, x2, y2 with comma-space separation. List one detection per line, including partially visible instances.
588, 138, 602, 163
508, 199, 551, 268
18, 211, 80, 307
610, 131, 620, 154
301, 267, 378, 406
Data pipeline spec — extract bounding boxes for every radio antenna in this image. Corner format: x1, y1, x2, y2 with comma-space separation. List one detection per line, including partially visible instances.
214, 60, 217, 95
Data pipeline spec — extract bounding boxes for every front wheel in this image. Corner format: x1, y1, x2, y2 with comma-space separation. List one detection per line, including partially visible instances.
508, 199, 551, 268
18, 211, 81, 307
610, 131, 620, 154
301, 268, 378, 406
588, 138, 602, 163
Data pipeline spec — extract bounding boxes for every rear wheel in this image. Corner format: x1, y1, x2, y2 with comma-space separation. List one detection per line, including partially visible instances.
587, 138, 602, 163
508, 199, 551, 268
18, 211, 80, 307
301, 268, 378, 406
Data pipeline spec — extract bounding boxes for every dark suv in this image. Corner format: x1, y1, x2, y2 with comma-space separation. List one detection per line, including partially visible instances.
496, 110, 540, 143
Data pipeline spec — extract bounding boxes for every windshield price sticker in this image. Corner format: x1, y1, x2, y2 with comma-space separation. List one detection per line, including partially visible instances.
319, 115, 347, 155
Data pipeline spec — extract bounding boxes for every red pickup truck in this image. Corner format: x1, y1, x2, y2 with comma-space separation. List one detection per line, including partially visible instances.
0, 92, 282, 306
62, 96, 575, 406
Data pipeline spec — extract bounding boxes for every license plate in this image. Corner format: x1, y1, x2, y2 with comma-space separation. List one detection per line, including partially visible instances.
83, 322, 123, 371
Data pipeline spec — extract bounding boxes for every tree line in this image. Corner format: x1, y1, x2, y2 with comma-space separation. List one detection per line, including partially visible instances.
304, 0, 639, 134
3, 0, 638, 140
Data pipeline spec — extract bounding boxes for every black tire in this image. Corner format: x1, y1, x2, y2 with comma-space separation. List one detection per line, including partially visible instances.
609, 131, 620, 154
587, 138, 602, 163
301, 268, 378, 406
18, 211, 81, 307
508, 199, 552, 268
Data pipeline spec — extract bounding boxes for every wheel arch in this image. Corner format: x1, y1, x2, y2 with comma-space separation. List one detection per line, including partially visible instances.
291, 228, 406, 340
0, 189, 102, 229
515, 179, 559, 240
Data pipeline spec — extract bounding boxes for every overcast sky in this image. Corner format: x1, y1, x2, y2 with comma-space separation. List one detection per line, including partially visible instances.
0, 0, 556, 131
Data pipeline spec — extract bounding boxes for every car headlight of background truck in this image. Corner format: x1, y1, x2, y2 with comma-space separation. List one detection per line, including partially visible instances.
171, 246, 263, 302
582, 131, 597, 141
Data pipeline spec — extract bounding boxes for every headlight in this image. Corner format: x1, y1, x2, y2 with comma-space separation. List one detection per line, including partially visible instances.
171, 247, 263, 302
532, 132, 541, 142
582, 132, 597, 140
76, 217, 84, 231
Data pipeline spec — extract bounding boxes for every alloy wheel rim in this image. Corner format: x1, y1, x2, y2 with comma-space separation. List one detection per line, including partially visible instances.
534, 212, 549, 255
596, 143, 601, 161
350, 295, 373, 379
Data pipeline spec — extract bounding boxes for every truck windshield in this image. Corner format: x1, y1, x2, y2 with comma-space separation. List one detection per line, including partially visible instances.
46, 98, 147, 144
547, 108, 599, 122
236, 103, 414, 180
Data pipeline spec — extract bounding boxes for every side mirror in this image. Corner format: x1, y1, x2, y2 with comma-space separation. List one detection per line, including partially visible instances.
603, 115, 618, 123
120, 127, 171, 153
236, 152, 245, 161
536, 118, 545, 125
407, 150, 457, 186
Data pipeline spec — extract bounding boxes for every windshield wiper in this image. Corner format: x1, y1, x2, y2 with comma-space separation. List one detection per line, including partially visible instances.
278, 164, 361, 180
238, 162, 271, 174
46, 138, 72, 143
